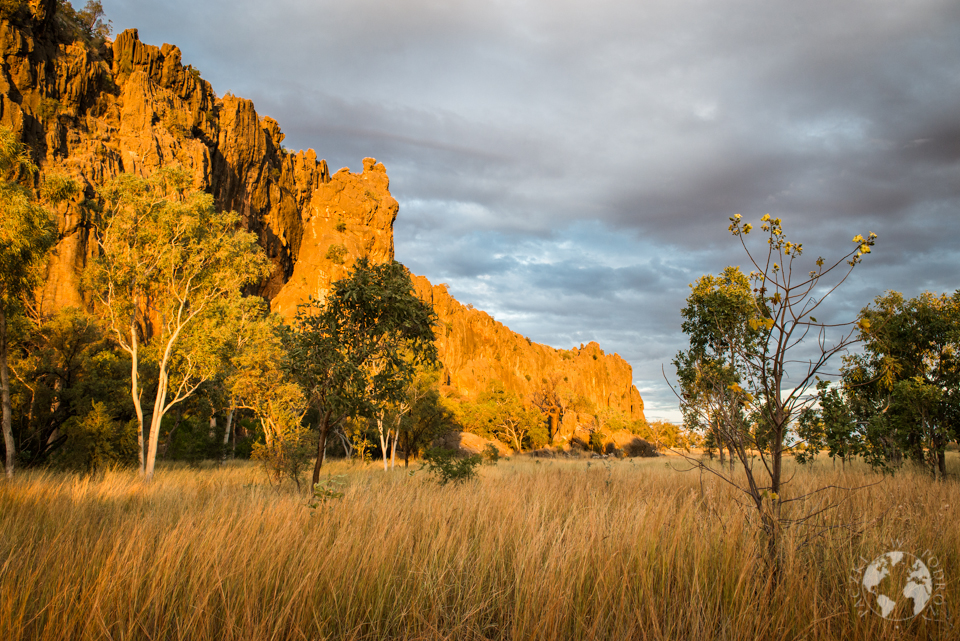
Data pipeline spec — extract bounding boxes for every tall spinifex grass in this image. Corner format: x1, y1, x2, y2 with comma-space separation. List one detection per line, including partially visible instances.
1, 457, 957, 640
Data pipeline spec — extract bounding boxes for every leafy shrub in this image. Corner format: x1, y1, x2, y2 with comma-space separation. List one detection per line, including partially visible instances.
422, 447, 481, 485
624, 437, 658, 458
55, 401, 137, 473
589, 430, 604, 454
40, 173, 80, 203
325, 243, 347, 265
526, 421, 550, 450
309, 475, 346, 508
253, 428, 317, 491
165, 415, 221, 465
482, 443, 501, 464
56, 1, 112, 46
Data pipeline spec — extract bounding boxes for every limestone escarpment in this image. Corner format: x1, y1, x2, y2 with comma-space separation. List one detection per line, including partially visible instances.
412, 276, 645, 428
1, 7, 644, 426
0, 12, 359, 308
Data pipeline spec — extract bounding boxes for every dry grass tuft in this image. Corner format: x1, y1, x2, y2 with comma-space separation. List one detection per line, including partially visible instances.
1, 457, 957, 640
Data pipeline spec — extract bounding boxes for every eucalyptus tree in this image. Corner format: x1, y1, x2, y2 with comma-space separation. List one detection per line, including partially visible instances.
396, 367, 453, 467
88, 168, 269, 480
289, 258, 437, 485
794, 380, 859, 468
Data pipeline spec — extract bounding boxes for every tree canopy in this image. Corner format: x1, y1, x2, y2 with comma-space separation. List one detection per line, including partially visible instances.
289, 258, 437, 485
88, 167, 269, 480
841, 290, 960, 477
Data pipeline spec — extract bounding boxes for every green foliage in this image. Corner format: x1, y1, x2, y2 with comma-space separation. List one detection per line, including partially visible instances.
290, 258, 438, 483
54, 401, 137, 473
9, 308, 132, 467
454, 382, 544, 451
674, 214, 877, 563
794, 380, 859, 467
39, 173, 80, 204
227, 300, 307, 467
421, 447, 481, 485
56, 1, 112, 45
586, 430, 602, 454
335, 218, 347, 233
841, 290, 960, 477
0, 126, 57, 477
325, 243, 347, 265
39, 97, 60, 122
252, 426, 316, 491
673, 266, 759, 446
481, 443, 501, 464
623, 437, 657, 457
526, 420, 549, 450
397, 367, 454, 466
160, 414, 201, 463
567, 394, 595, 415
309, 475, 346, 507
88, 166, 270, 479
0, 129, 56, 317
645, 419, 695, 450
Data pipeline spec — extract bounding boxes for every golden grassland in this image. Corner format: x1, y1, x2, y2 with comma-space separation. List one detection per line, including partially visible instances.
1, 455, 958, 640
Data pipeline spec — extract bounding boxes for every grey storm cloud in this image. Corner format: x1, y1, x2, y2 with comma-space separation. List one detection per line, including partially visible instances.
102, 0, 960, 419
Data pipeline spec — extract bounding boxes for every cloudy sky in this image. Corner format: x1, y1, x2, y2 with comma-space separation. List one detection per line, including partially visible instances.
101, 0, 960, 421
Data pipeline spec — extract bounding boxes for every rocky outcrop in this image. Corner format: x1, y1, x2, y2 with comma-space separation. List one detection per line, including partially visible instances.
413, 276, 645, 428
0, 14, 342, 308
271, 158, 398, 318
0, 8, 645, 427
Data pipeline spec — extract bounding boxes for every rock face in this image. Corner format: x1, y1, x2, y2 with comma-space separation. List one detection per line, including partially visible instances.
271, 158, 398, 318
413, 276, 645, 429
0, 9, 644, 425
0, 14, 357, 308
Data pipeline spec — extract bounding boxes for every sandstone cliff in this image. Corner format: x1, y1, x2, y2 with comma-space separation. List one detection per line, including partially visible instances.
0, 5, 644, 427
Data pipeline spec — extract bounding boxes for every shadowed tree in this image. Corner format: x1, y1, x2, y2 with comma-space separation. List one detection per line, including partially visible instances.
396, 367, 454, 467
0, 127, 58, 478
289, 258, 437, 486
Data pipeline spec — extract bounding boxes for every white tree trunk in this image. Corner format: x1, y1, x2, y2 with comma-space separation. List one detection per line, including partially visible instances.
377, 412, 389, 471
1, 308, 15, 479
221, 406, 235, 463
129, 322, 145, 476
144, 366, 169, 481
334, 426, 353, 460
